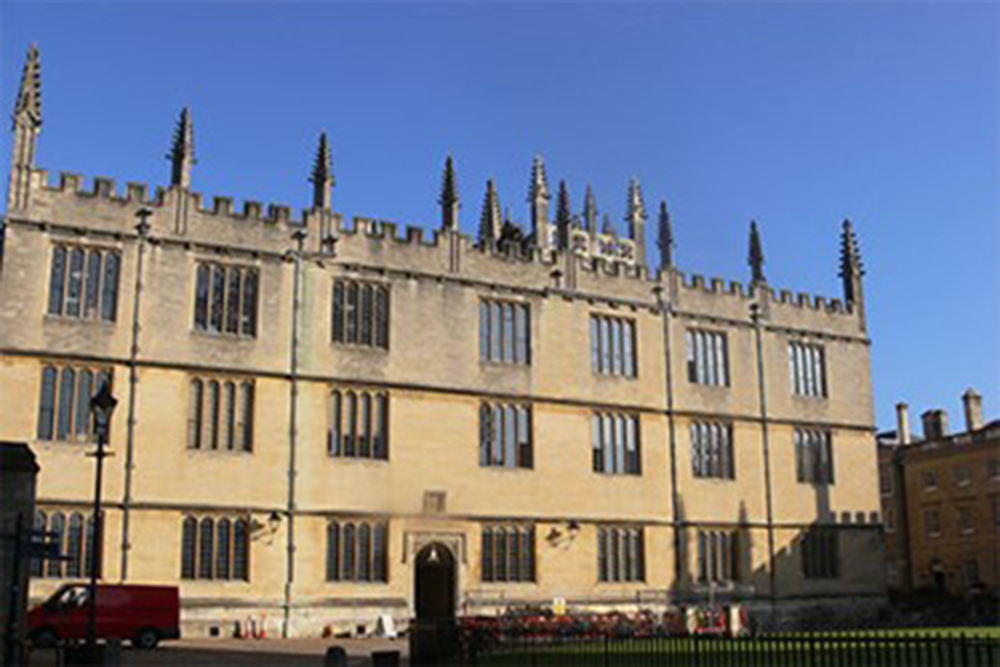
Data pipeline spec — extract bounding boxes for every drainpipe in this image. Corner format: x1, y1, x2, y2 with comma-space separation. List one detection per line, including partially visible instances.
120, 208, 151, 580
750, 301, 777, 606
282, 229, 306, 638
654, 285, 684, 593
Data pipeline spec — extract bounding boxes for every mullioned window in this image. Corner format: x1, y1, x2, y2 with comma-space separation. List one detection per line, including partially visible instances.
47, 245, 121, 322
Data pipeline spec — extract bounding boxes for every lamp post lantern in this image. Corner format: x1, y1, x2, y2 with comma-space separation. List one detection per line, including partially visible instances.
86, 381, 117, 650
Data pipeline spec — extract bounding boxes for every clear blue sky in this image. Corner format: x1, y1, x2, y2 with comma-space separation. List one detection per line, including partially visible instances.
2, 1, 997, 432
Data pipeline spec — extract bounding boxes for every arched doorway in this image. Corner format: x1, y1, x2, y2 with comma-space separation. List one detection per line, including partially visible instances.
411, 542, 458, 664
414, 542, 456, 621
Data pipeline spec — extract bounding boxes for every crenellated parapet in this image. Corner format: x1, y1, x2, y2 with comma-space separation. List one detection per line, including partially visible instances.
18, 168, 310, 259
15, 162, 865, 330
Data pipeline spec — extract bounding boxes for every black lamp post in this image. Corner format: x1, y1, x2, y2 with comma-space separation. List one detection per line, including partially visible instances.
86, 381, 117, 649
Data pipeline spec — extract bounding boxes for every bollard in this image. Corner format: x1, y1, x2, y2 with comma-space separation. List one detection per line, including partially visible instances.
104, 639, 122, 667
371, 650, 400, 667
64, 643, 105, 666
324, 645, 348, 667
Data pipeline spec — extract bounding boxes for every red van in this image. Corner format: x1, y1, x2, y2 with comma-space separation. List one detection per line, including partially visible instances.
28, 584, 180, 649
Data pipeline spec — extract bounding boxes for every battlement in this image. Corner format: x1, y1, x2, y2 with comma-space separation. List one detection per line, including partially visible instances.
22, 168, 859, 323
680, 272, 752, 299
770, 285, 849, 314
340, 216, 444, 248
672, 271, 855, 324
34, 168, 305, 228
192, 192, 298, 226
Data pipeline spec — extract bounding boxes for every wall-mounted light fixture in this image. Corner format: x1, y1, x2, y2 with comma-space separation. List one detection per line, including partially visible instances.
249, 511, 281, 541
546, 520, 581, 548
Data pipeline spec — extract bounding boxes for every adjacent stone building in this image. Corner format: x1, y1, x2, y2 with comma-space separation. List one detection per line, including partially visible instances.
0, 46, 885, 637
878, 391, 999, 596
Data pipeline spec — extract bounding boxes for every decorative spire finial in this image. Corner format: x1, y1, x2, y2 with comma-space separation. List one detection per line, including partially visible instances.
528, 154, 550, 202
527, 154, 552, 250
439, 154, 460, 231
13, 44, 42, 129
168, 107, 195, 189
748, 220, 766, 284
8, 44, 43, 211
310, 131, 334, 210
478, 179, 502, 248
625, 178, 647, 224
583, 184, 598, 233
554, 180, 573, 249
839, 218, 865, 303
625, 178, 648, 266
657, 200, 675, 270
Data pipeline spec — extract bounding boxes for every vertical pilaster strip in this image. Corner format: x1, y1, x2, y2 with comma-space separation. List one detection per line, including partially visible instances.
751, 297, 777, 604
655, 283, 684, 592
120, 210, 151, 580
449, 230, 461, 274
283, 229, 306, 637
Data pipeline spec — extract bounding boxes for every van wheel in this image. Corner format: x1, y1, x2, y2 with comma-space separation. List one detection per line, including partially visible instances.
133, 628, 160, 650
32, 627, 59, 648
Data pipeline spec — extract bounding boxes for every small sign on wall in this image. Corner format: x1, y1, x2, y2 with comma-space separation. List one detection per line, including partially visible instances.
553, 597, 566, 616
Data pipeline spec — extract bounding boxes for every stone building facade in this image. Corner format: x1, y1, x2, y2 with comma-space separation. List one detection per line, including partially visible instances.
879, 392, 999, 596
0, 47, 884, 637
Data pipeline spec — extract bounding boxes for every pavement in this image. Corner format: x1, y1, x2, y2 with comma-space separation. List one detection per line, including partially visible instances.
25, 637, 412, 666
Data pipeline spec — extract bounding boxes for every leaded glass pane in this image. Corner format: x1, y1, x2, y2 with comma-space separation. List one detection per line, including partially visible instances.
48, 246, 66, 315
100, 253, 120, 322
84, 251, 102, 318
56, 368, 76, 441
66, 248, 85, 317
37, 366, 57, 440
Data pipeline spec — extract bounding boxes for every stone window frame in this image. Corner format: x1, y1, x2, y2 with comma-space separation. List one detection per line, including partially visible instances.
696, 530, 739, 584
29, 509, 97, 579
180, 514, 250, 582
788, 340, 828, 399
884, 508, 896, 533
956, 506, 976, 536
479, 402, 533, 470
46, 243, 122, 323
986, 458, 1000, 483
590, 314, 638, 379
480, 524, 536, 583
192, 261, 259, 338
328, 387, 390, 461
922, 470, 939, 493
479, 298, 531, 366
326, 519, 389, 583
186, 376, 255, 454
924, 508, 942, 539
794, 428, 835, 485
591, 412, 642, 476
686, 328, 730, 387
331, 278, 390, 350
596, 525, 645, 583
878, 466, 893, 496
961, 557, 980, 588
953, 466, 973, 489
690, 421, 735, 481
36, 364, 113, 444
